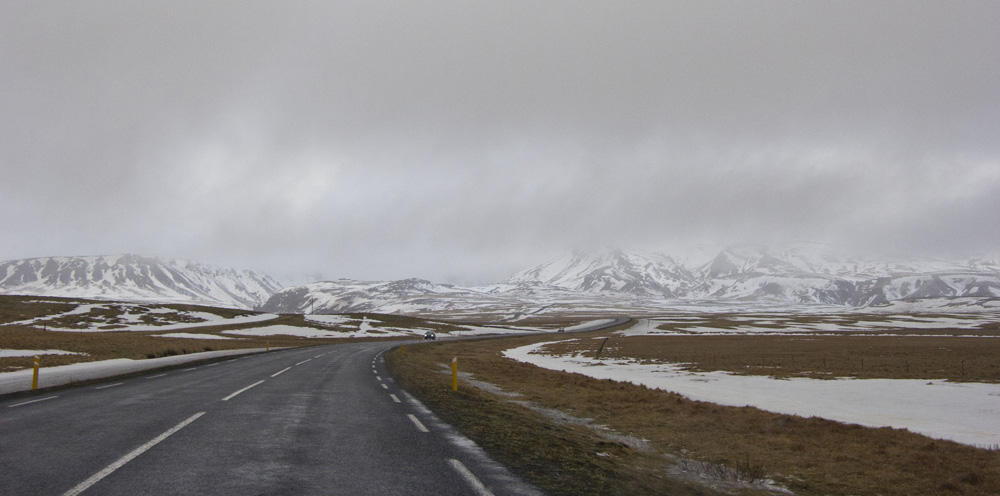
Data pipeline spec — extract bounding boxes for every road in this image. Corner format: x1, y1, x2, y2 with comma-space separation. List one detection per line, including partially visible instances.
0, 341, 542, 495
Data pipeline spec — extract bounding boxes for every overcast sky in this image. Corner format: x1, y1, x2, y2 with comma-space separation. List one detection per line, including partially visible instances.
2, 1, 998, 285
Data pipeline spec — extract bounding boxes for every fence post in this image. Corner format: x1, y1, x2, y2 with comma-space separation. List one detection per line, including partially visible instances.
451, 357, 458, 391
595, 337, 610, 359
32, 356, 40, 390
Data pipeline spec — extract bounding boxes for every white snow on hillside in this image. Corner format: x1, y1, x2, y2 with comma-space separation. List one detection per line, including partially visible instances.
503, 340, 1000, 447
13, 303, 280, 332
0, 254, 282, 309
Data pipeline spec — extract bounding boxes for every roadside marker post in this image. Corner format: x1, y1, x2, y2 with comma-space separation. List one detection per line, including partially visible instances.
31, 356, 40, 390
451, 357, 458, 391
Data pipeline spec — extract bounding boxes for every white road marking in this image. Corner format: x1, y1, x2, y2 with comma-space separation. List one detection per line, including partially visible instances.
221, 380, 265, 401
62, 412, 206, 496
181, 367, 198, 371
381, 384, 389, 389
271, 367, 291, 377
390, 394, 401, 403
146, 374, 167, 379
295, 359, 312, 366
7, 396, 58, 408
205, 363, 219, 367
449, 459, 496, 496
376, 376, 382, 381
407, 414, 429, 433
94, 383, 123, 390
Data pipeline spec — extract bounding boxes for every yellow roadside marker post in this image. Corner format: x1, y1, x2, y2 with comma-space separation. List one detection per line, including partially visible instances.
31, 356, 40, 390
451, 357, 458, 391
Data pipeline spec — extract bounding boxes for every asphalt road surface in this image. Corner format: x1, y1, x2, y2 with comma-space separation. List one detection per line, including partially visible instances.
0, 341, 542, 495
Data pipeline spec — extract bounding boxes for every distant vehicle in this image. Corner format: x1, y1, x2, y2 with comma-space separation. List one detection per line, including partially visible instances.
423, 331, 436, 340
557, 328, 565, 332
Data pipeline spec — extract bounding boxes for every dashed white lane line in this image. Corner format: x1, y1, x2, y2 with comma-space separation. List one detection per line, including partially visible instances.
406, 414, 430, 433
390, 394, 401, 403
146, 374, 167, 379
181, 367, 198, 371
295, 359, 312, 366
221, 380, 265, 401
381, 384, 389, 390
94, 383, 123, 390
205, 363, 219, 367
376, 376, 382, 381
271, 367, 291, 377
7, 396, 58, 408
449, 459, 496, 496
62, 411, 206, 496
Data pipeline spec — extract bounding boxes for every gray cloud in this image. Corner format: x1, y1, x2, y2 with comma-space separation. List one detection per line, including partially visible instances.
2, 1, 998, 285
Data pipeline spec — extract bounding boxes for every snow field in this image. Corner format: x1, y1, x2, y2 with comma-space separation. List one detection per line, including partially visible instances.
0, 348, 267, 395
0, 349, 86, 357
12, 302, 280, 332
503, 339, 1000, 447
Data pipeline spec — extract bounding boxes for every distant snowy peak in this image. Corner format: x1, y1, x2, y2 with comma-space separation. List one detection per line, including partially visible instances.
503, 249, 693, 297
258, 278, 464, 314
0, 255, 282, 309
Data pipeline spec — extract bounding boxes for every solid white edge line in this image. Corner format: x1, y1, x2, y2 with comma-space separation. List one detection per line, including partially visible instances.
94, 383, 123, 390
62, 411, 206, 496
390, 394, 401, 403
448, 459, 496, 496
271, 367, 291, 377
221, 380, 265, 401
406, 414, 430, 433
7, 396, 58, 408
295, 359, 312, 366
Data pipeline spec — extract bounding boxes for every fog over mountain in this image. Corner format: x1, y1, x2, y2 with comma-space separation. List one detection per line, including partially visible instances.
1, 2, 997, 284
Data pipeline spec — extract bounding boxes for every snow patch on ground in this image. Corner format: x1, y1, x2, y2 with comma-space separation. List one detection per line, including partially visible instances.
304, 314, 354, 325
222, 325, 355, 338
0, 348, 266, 395
153, 333, 238, 340
503, 340, 1000, 447
0, 349, 86, 357
618, 314, 1000, 336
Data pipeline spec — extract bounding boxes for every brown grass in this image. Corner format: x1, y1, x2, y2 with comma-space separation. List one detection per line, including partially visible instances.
387, 328, 1000, 496
0, 296, 427, 373
544, 334, 1000, 383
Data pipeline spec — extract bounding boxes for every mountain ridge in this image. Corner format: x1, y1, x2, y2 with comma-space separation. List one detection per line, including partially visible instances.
258, 247, 1000, 318
3, 248, 998, 318
0, 254, 282, 309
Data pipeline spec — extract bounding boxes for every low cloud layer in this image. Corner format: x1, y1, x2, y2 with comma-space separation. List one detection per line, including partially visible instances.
2, 1, 998, 284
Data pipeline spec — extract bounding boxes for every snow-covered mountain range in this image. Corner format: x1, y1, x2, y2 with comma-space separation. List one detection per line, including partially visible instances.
502, 247, 1000, 304
258, 246, 1000, 319
0, 255, 281, 309
3, 247, 998, 319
